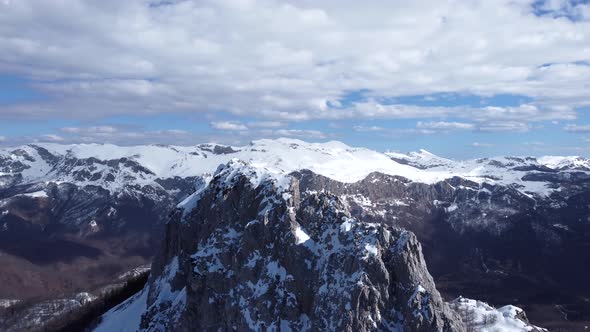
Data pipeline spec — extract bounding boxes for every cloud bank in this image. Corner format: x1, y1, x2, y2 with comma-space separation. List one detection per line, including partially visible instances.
0, 0, 588, 152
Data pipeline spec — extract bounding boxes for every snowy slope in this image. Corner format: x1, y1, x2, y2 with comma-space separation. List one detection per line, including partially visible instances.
386, 150, 590, 195
94, 289, 148, 332
537, 155, 590, 170
450, 297, 547, 332
9, 139, 441, 185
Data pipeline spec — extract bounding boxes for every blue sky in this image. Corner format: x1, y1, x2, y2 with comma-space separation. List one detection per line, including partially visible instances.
0, 0, 589, 158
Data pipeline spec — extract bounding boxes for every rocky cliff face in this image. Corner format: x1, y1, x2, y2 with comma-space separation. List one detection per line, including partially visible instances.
99, 161, 465, 331
292, 168, 590, 320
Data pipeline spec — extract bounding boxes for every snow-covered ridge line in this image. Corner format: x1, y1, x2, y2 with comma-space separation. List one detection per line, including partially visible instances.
176, 159, 291, 220
2, 138, 589, 195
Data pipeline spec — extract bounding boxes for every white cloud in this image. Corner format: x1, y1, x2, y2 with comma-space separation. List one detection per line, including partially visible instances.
161, 129, 189, 135
39, 134, 64, 142
478, 122, 531, 132
353, 125, 385, 132
0, 136, 5, 142
471, 142, 494, 147
417, 121, 474, 130
210, 121, 248, 131
524, 141, 546, 146
270, 129, 327, 139
247, 121, 284, 128
48, 125, 194, 145
564, 124, 590, 132
0, 0, 587, 127
61, 126, 118, 134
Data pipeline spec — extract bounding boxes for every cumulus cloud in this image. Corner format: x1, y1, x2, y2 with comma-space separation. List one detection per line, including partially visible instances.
61, 126, 118, 134
50, 125, 194, 145
471, 142, 494, 147
524, 141, 546, 146
417, 121, 474, 130
0, 0, 587, 126
163, 129, 190, 135
269, 129, 327, 139
210, 121, 248, 131
353, 125, 385, 132
0, 0, 588, 153
246, 121, 285, 128
39, 134, 64, 142
564, 124, 590, 132
478, 122, 531, 132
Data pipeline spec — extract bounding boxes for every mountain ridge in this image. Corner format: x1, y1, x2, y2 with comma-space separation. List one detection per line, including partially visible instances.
1, 138, 589, 330
3, 138, 590, 198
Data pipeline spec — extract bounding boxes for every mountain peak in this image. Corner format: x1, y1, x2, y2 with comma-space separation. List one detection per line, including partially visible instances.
418, 148, 436, 156
95, 164, 466, 331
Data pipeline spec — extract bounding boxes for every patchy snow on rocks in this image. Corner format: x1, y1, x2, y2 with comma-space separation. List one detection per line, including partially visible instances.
0, 299, 20, 309
94, 160, 466, 331
18, 190, 48, 198
90, 158, 554, 332
450, 297, 547, 332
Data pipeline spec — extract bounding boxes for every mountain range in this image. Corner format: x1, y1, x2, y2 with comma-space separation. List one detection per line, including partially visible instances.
1, 138, 589, 330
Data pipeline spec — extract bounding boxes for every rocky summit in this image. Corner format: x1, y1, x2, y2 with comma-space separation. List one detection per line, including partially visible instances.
96, 161, 465, 331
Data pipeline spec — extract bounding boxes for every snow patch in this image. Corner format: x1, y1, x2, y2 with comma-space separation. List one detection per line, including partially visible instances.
364, 244, 378, 256
0, 299, 20, 308
19, 190, 48, 198
451, 297, 547, 332
266, 261, 288, 281
340, 217, 354, 232
294, 225, 311, 244
445, 203, 458, 213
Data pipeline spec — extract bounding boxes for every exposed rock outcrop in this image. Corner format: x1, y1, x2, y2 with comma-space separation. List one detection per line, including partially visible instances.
107, 161, 465, 331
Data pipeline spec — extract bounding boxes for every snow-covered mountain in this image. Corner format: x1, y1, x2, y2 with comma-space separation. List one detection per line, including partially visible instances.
1, 138, 589, 330
4, 137, 588, 244
2, 138, 589, 197
93, 159, 548, 332
96, 160, 463, 331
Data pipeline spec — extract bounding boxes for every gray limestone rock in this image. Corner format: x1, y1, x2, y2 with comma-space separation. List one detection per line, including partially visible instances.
139, 161, 465, 331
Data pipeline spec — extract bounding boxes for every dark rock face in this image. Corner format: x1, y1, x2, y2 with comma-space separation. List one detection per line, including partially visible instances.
140, 162, 465, 331
291, 170, 590, 329
197, 144, 240, 155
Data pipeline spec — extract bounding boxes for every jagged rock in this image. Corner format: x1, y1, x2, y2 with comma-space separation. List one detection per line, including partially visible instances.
99, 161, 465, 331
